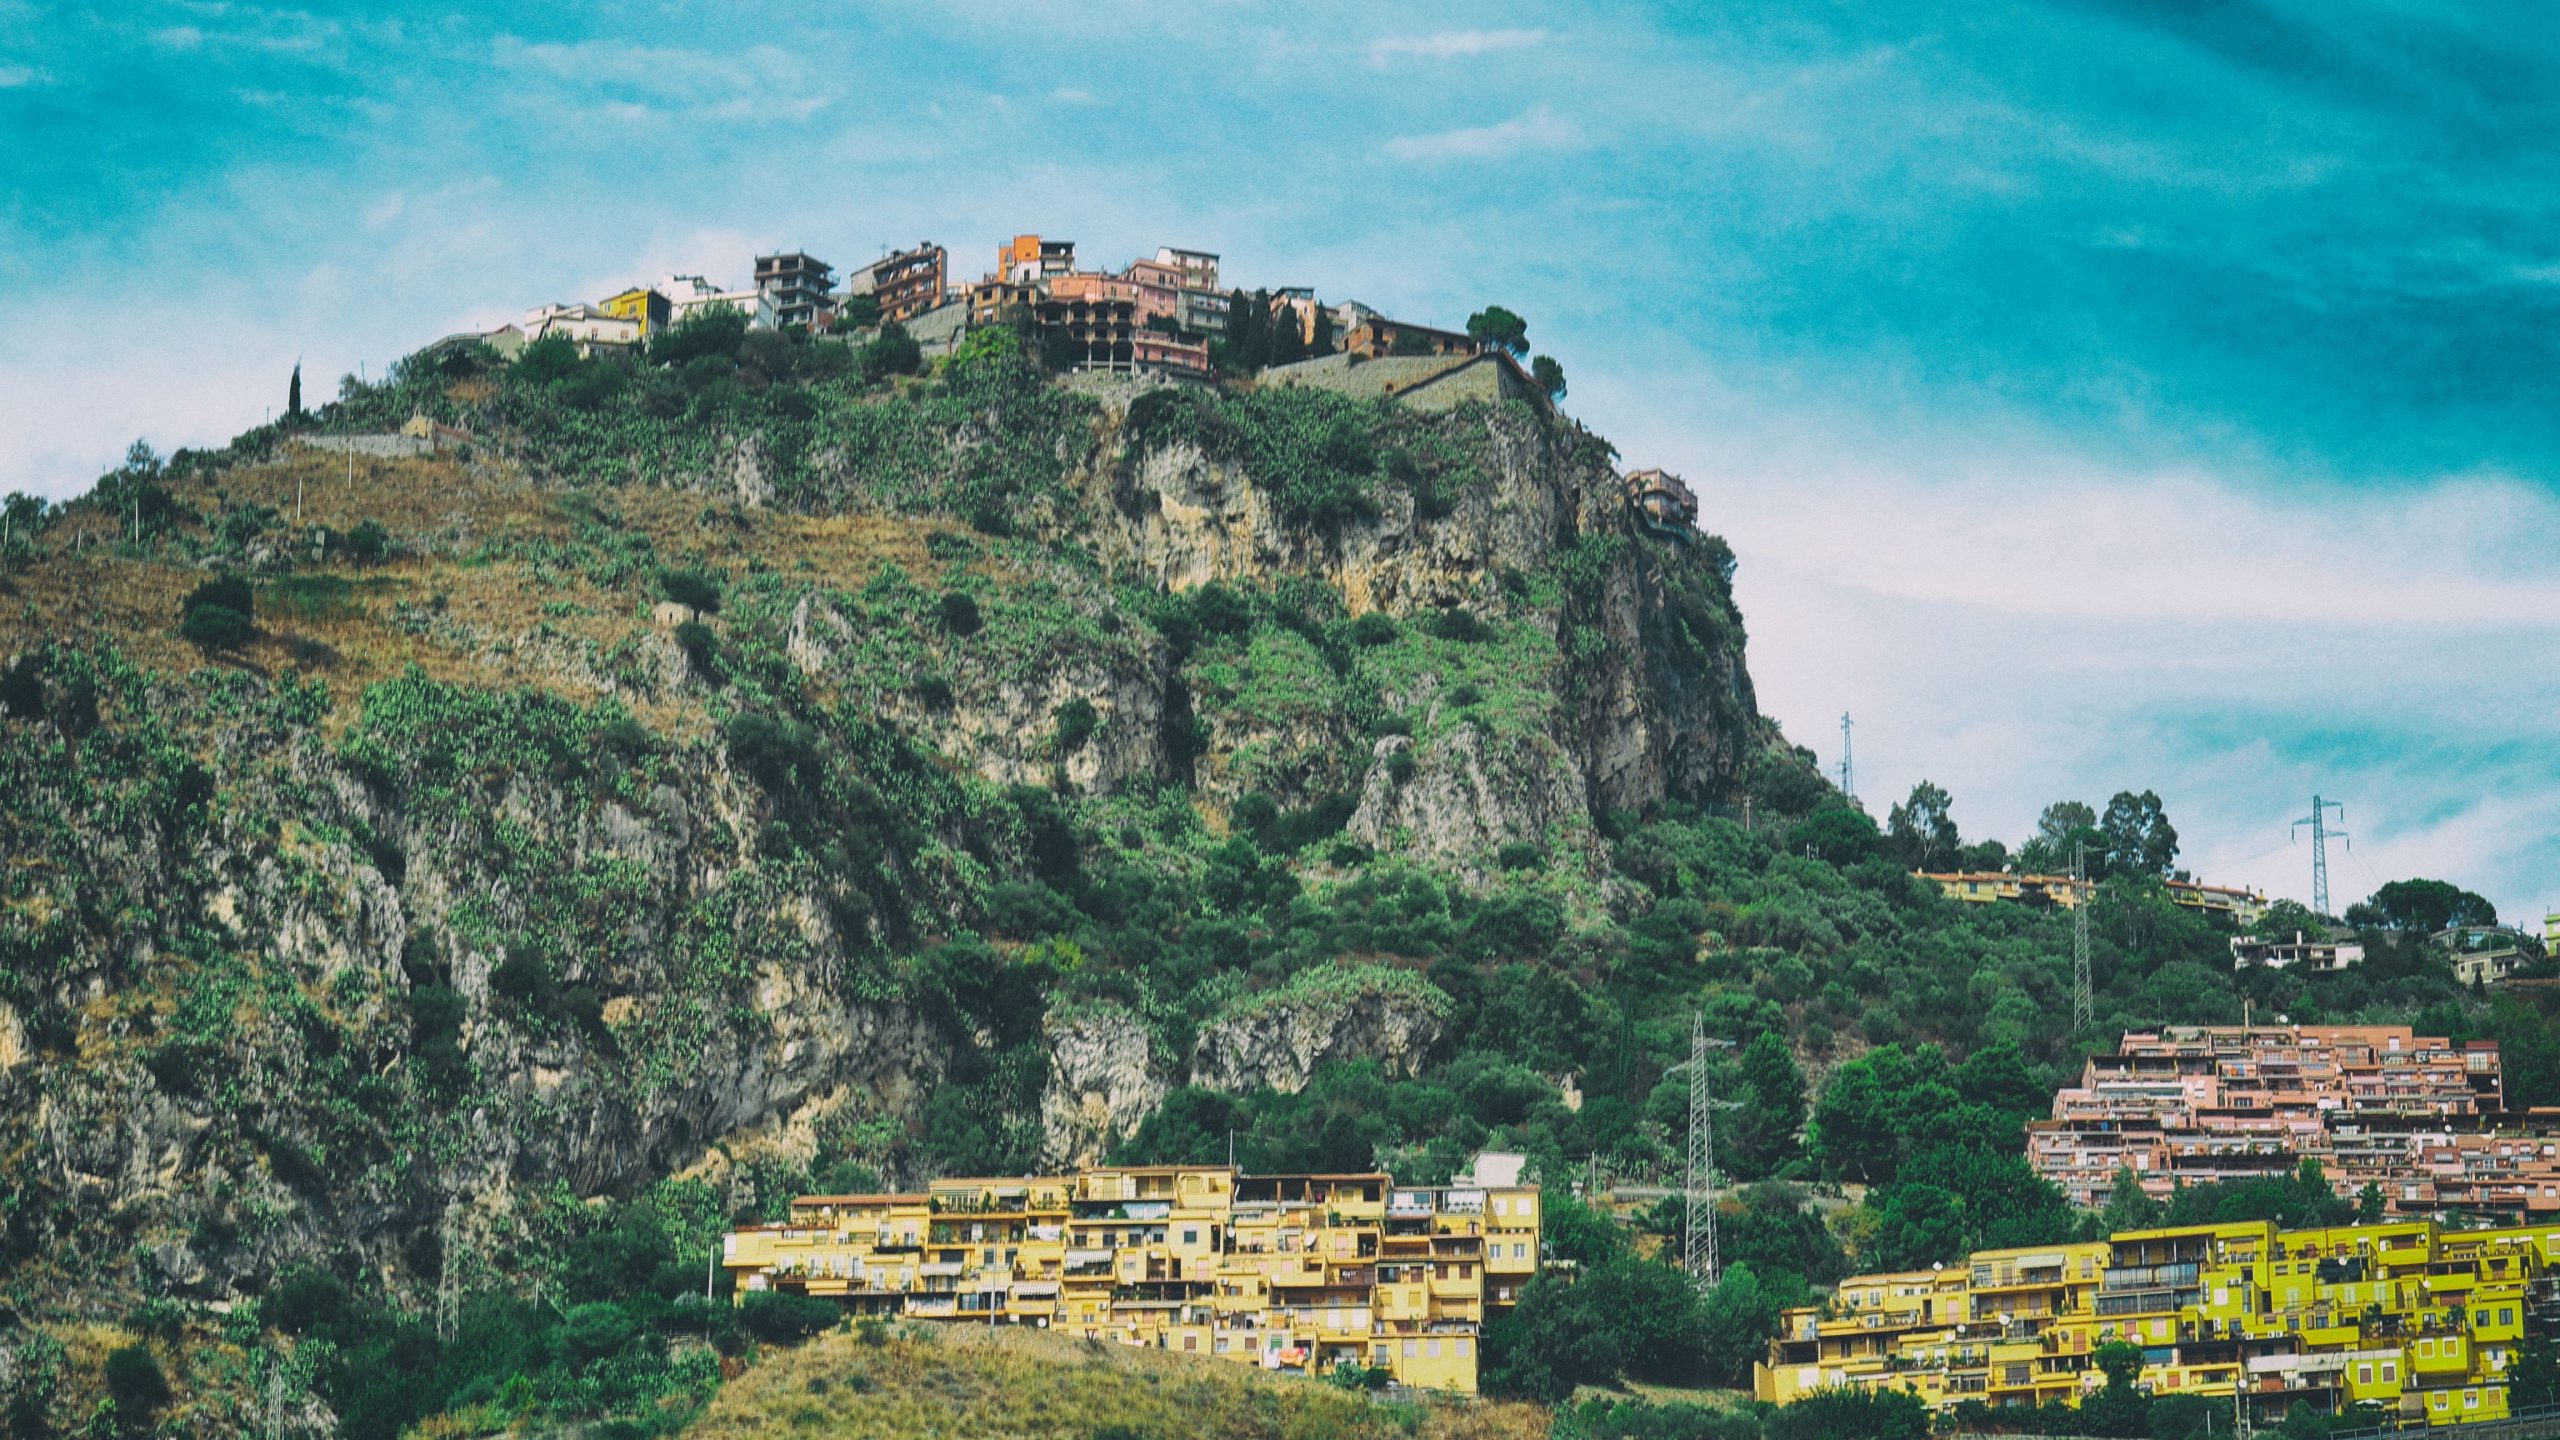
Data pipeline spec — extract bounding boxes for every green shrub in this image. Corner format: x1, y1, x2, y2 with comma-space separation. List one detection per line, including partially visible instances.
1054, 696, 1099, 754
180, 603, 252, 649
1498, 841, 1543, 871
1386, 750, 1418, 784
179, 574, 255, 650
1432, 607, 1488, 642
102, 1345, 169, 1416
1348, 611, 1397, 647
1445, 682, 1482, 709
939, 591, 982, 635
343, 519, 390, 563
913, 676, 955, 710
739, 1291, 839, 1345
659, 566, 724, 613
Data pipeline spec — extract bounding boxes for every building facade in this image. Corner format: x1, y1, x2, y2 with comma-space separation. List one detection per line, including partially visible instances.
754, 251, 836, 329
1918, 873, 2271, 928
853, 243, 949, 324
1757, 1216, 2558, 1429
722, 1164, 1539, 1393
2024, 1026, 2560, 1217
2232, 929, 2367, 972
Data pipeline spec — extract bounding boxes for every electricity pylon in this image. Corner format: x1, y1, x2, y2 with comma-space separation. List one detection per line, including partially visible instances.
1838, 713, 1855, 801
1677, 1013, 1738, 1290
2073, 840, 2093, 1032
2291, 796, 2348, 917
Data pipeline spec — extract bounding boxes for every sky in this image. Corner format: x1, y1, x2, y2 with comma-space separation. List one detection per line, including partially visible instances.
4, 0, 2557, 921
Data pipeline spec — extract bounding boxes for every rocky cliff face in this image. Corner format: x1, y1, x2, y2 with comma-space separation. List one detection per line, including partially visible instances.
0, 351, 1796, 1422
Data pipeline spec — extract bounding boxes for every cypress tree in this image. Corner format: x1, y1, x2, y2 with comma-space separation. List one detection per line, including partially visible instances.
287, 362, 303, 419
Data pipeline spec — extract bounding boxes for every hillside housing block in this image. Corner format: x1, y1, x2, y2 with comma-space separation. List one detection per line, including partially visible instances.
2026, 1026, 2560, 1218
721, 1162, 1540, 1393
1757, 1215, 2560, 1429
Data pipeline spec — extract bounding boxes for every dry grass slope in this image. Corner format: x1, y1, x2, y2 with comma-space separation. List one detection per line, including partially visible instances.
685, 1325, 1550, 1440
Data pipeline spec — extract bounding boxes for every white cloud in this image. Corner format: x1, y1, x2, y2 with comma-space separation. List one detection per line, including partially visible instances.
0, 65, 45, 88
1385, 105, 1584, 162
1369, 28, 1546, 64
1049, 86, 1097, 105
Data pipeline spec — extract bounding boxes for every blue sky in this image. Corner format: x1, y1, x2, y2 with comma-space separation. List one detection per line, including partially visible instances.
6, 0, 2557, 920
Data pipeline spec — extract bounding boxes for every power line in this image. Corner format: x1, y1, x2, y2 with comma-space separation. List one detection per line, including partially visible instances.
2291, 797, 2349, 917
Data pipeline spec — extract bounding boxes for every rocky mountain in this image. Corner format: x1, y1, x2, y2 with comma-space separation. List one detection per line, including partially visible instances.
0, 325, 1823, 1433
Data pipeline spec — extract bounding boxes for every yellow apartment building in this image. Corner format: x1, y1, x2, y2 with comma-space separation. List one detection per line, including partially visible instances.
723, 1163, 1539, 1393
1757, 1217, 2559, 1428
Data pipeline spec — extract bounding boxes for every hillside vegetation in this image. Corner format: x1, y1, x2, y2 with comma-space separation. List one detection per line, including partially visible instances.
684, 1322, 1548, 1440
0, 313, 2546, 1436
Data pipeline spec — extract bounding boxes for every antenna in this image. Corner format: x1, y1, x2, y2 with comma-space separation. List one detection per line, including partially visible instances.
1838, 713, 1855, 801
2073, 840, 2093, 1032
1675, 1013, 1738, 1290
2290, 797, 2349, 917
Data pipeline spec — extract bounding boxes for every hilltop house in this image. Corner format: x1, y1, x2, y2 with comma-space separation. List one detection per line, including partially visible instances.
1343, 315, 1478, 358
997, 233, 1077, 283
660, 274, 775, 329
848, 243, 948, 323
598, 286, 672, 337
1622, 468, 1699, 531
2231, 928, 2366, 972
520, 302, 641, 354
754, 251, 836, 329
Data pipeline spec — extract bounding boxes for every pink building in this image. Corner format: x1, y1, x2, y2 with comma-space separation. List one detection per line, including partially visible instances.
2025, 1025, 2548, 1218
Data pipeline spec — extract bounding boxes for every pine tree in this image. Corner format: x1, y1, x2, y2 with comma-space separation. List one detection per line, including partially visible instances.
287, 362, 303, 420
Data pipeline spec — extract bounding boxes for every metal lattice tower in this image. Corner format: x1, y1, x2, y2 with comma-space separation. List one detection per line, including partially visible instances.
2291, 796, 2348, 917
1837, 713, 1855, 800
1682, 1014, 1736, 1290
435, 1200, 463, 1343
266, 1353, 288, 1440
2073, 840, 2093, 1032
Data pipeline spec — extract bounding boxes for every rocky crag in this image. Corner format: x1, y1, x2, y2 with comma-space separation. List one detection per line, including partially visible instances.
0, 330, 1821, 1430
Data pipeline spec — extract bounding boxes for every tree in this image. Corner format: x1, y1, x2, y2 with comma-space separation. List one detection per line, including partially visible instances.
2099, 790, 2178, 878
1787, 803, 1879, 865
1465, 305, 1530, 355
2363, 878, 2496, 933
2254, 898, 2322, 939
836, 292, 884, 329
515, 333, 582, 385
860, 321, 923, 381
2100, 1166, 2162, 1232
1727, 1033, 1808, 1178
287, 361, 303, 419
1886, 781, 1961, 872
2017, 799, 2100, 874
1531, 354, 1566, 399
1, 491, 44, 554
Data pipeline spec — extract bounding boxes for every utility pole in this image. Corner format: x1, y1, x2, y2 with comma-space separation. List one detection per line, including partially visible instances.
2073, 839, 2093, 1033
1676, 1013, 1737, 1291
2290, 797, 2348, 917
1838, 713, 1855, 801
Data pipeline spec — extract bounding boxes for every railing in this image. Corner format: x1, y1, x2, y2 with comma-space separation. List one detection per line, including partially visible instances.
2329, 1401, 2560, 1439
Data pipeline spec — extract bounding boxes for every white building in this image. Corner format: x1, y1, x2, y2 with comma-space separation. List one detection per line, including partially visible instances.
520, 303, 643, 353
658, 275, 776, 329
2230, 929, 2366, 973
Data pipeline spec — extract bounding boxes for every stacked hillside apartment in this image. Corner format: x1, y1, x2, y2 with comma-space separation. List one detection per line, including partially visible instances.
2027, 1026, 2560, 1217
721, 1163, 1540, 1393
1757, 1216, 2560, 1429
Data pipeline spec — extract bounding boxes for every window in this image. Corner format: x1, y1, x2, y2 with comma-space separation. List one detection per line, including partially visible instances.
1458, 1338, 1472, 1356
1183, 1228, 1197, 1245
2382, 1363, 2397, 1382
2466, 1391, 2480, 1410
2359, 1365, 2374, 1385
1403, 1341, 1417, 1358
1427, 1339, 1442, 1358
1216, 1338, 1229, 1353
1184, 1336, 1197, 1352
